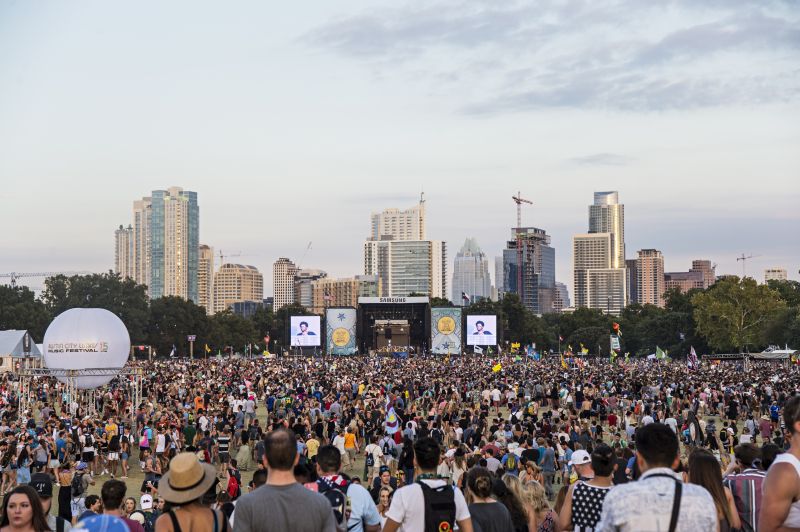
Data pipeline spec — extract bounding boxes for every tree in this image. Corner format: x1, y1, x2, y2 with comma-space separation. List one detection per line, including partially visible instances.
767, 280, 800, 308
429, 297, 453, 307
147, 296, 209, 357
0, 285, 51, 341
208, 311, 258, 353
41, 272, 150, 342
692, 276, 785, 352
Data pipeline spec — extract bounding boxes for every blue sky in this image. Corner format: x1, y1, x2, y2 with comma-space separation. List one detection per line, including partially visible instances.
1, 0, 798, 295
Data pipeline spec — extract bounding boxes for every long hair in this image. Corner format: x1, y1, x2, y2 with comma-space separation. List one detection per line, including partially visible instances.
492, 477, 528, 531
688, 449, 734, 526
1, 485, 51, 531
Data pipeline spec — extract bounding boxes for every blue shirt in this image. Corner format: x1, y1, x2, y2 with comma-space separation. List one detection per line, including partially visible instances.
343, 482, 381, 532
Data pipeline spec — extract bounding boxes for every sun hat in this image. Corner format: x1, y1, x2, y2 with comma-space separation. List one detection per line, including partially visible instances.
569, 449, 591, 466
158, 452, 218, 504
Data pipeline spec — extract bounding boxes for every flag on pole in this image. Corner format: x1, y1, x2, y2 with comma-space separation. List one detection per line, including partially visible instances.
204, 344, 211, 353
655, 346, 667, 360
560, 352, 568, 369
169, 345, 176, 357
624, 352, 630, 363
492, 363, 502, 373
612, 322, 622, 337
385, 406, 400, 434
688, 346, 699, 370
580, 343, 589, 355
474, 345, 484, 354
462, 292, 471, 304
559, 335, 564, 342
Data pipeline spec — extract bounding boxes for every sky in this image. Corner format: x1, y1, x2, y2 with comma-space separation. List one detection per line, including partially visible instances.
1, 0, 798, 296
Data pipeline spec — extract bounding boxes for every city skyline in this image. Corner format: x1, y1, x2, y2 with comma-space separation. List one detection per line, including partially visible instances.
0, 1, 797, 293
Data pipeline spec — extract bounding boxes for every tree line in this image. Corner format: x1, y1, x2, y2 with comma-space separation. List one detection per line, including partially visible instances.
0, 271, 797, 357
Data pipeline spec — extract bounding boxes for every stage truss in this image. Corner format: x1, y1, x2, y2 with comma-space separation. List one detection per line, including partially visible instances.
16, 367, 144, 436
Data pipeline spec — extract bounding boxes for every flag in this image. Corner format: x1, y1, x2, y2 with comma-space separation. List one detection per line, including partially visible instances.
385, 406, 400, 434
492, 363, 502, 373
567, 345, 573, 354
624, 352, 630, 363
580, 343, 589, 355
610, 350, 617, 363
204, 344, 211, 353
264, 334, 270, 344
474, 345, 484, 354
656, 346, 667, 360
612, 322, 622, 337
559, 335, 564, 342
462, 292, 471, 303
688, 346, 699, 370
169, 345, 176, 357
560, 352, 568, 369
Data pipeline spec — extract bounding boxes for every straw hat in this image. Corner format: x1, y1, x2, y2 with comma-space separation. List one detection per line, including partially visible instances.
158, 452, 218, 504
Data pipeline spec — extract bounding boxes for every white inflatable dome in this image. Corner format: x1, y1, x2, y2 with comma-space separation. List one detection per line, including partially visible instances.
43, 308, 131, 389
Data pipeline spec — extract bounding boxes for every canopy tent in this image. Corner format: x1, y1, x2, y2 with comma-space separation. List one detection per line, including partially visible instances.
0, 330, 41, 358
751, 347, 798, 360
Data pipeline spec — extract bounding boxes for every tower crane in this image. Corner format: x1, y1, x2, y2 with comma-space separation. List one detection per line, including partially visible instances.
736, 253, 760, 279
511, 192, 533, 302
0, 271, 92, 288
218, 250, 242, 267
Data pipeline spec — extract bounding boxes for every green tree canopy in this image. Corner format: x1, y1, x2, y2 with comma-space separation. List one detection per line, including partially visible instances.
692, 276, 785, 352
0, 285, 51, 341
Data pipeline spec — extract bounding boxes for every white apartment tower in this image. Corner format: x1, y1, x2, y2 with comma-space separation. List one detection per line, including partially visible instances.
272, 258, 298, 311
114, 225, 134, 279
370, 194, 426, 241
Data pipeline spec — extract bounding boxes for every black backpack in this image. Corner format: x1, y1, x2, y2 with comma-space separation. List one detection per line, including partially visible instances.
317, 478, 351, 528
430, 428, 443, 444
71, 473, 83, 498
382, 439, 395, 458
418, 480, 456, 532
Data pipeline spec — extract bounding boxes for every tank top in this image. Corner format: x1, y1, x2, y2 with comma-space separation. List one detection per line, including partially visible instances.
772, 453, 800, 527
571, 481, 612, 531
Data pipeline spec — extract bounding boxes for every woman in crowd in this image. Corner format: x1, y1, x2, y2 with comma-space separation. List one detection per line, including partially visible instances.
0, 485, 49, 532
376, 486, 393, 529
466, 467, 515, 532
688, 449, 741, 532
155, 452, 226, 532
493, 477, 529, 532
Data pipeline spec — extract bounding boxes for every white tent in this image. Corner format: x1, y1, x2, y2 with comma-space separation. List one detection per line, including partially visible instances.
752, 346, 798, 360
0, 330, 42, 372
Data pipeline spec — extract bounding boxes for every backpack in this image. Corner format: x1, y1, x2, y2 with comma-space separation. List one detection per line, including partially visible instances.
317, 478, 351, 528
71, 473, 83, 498
366, 450, 375, 467
84, 434, 93, 448
430, 428, 443, 444
505, 453, 518, 471
417, 480, 456, 532
382, 439, 395, 458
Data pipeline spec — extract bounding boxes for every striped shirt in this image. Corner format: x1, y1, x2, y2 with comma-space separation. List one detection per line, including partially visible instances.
723, 468, 766, 532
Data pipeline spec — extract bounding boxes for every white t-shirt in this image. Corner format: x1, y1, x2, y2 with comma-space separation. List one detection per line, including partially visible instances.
365, 443, 383, 464
385, 479, 470, 532
333, 435, 347, 454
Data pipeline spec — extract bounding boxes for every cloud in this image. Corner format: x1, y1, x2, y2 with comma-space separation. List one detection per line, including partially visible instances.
306, 1, 800, 112
567, 153, 633, 166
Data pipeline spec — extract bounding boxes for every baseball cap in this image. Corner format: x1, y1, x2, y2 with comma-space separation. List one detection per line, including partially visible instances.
29, 473, 53, 498
75, 515, 131, 532
569, 450, 591, 466
140, 494, 153, 510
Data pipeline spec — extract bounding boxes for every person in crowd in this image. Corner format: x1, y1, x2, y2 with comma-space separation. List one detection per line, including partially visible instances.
0, 485, 51, 532
233, 429, 336, 532
760, 395, 800, 531
28, 472, 72, 532
722, 443, 765, 532
596, 423, 717, 531
101, 480, 145, 532
154, 452, 227, 532
78, 495, 103, 522
314, 444, 381, 532
383, 437, 473, 532
560, 443, 614, 531
465, 467, 514, 532
688, 449, 741, 531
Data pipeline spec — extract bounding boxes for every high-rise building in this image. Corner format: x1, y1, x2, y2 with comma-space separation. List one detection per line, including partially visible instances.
765, 268, 788, 283
118, 187, 199, 302
589, 191, 625, 269
502, 228, 557, 313
451, 238, 492, 305
625, 259, 638, 305
272, 258, 298, 311
364, 240, 447, 298
294, 269, 327, 309
114, 225, 134, 280
554, 282, 571, 311
198, 245, 214, 314
310, 275, 380, 314
370, 195, 426, 241
494, 256, 504, 300
664, 259, 717, 293
636, 249, 665, 307
573, 233, 627, 312
573, 192, 627, 314
212, 263, 263, 314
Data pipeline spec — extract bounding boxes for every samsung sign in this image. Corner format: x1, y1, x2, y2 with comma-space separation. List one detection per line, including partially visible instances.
358, 297, 430, 304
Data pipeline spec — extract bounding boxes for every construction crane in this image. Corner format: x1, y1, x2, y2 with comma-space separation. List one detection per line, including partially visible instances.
0, 271, 92, 288
297, 241, 312, 270
736, 253, 760, 279
218, 250, 242, 266
511, 192, 533, 302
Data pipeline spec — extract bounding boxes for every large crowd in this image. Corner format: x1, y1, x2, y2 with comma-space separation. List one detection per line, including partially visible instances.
1, 354, 800, 531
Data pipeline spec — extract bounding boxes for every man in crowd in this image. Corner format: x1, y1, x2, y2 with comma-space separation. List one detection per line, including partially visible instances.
316, 444, 381, 532
101, 479, 145, 532
29, 472, 72, 531
234, 428, 337, 532
723, 443, 766, 532
597, 423, 717, 531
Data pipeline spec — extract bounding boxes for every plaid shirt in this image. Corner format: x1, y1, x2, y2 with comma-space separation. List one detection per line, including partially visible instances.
723, 468, 766, 532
